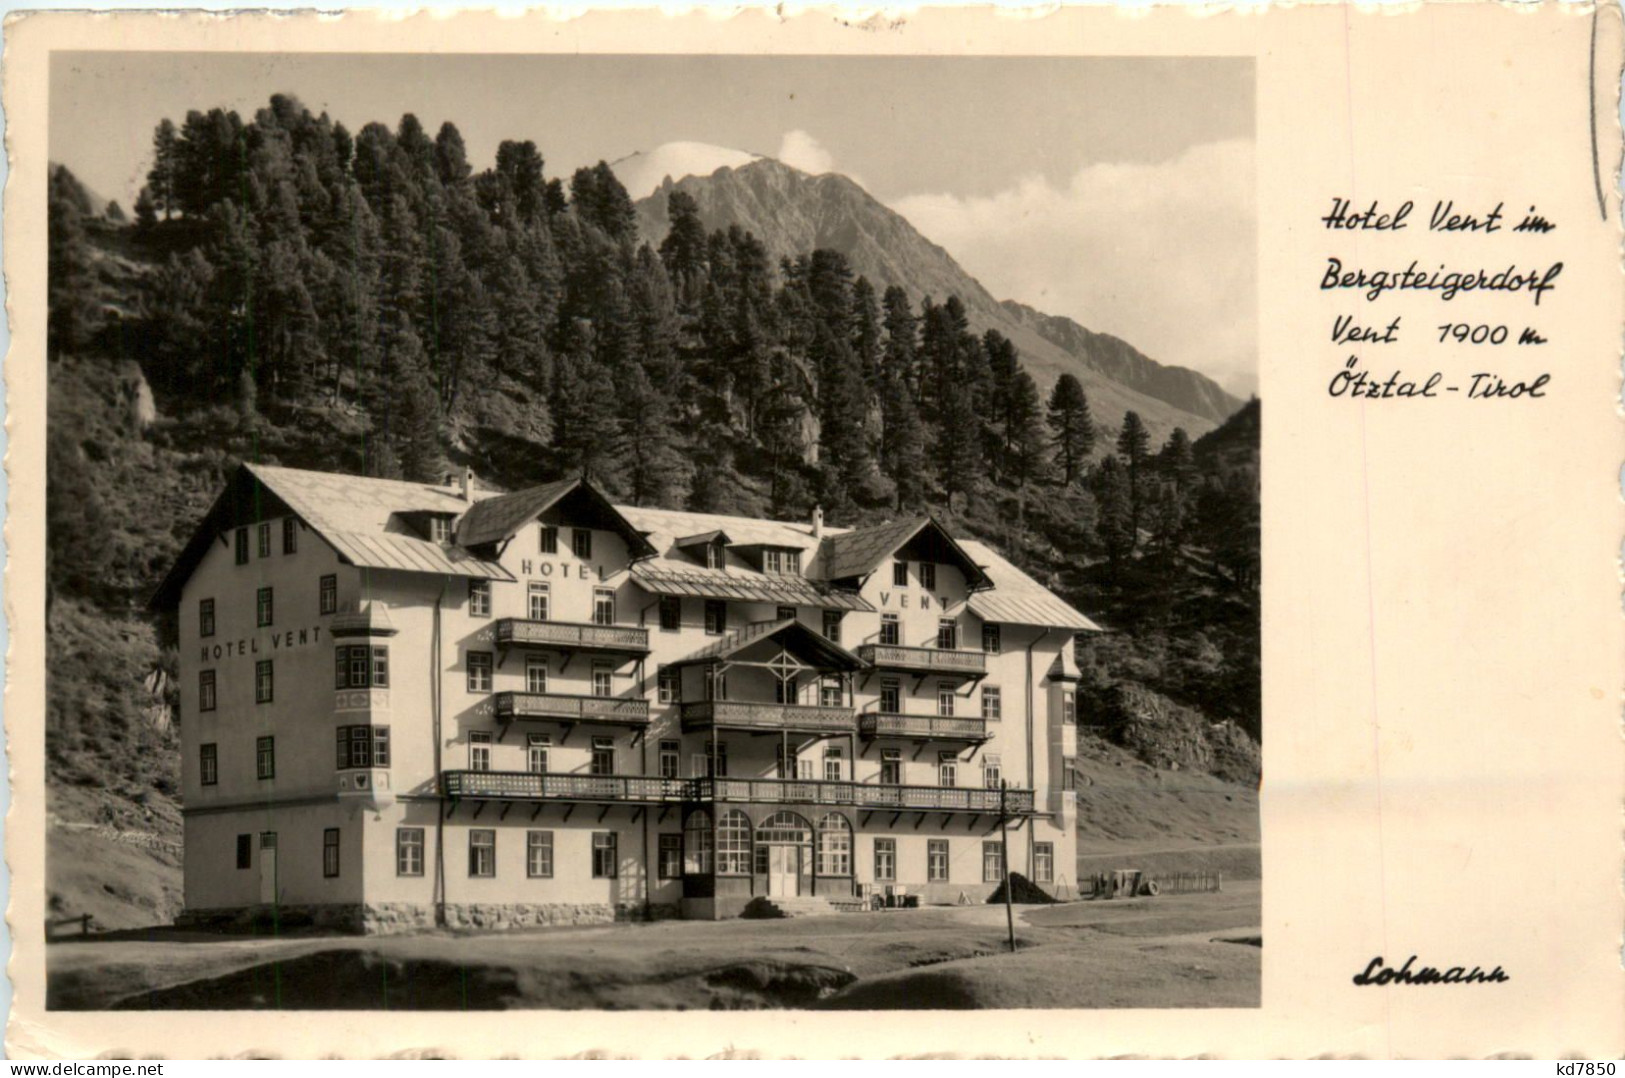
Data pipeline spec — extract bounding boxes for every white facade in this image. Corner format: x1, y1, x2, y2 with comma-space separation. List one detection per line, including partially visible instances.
161, 465, 1094, 931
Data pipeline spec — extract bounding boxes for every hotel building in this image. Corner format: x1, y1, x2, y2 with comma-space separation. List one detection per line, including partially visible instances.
153, 464, 1098, 931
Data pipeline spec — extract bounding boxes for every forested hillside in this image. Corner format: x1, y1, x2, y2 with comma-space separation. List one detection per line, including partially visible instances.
45, 96, 1260, 923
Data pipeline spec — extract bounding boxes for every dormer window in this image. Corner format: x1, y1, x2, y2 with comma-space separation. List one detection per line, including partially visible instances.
706, 542, 723, 570
428, 516, 453, 544
763, 548, 802, 577
677, 531, 732, 570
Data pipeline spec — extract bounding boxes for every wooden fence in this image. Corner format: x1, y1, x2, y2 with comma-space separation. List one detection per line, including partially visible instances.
1079, 870, 1223, 898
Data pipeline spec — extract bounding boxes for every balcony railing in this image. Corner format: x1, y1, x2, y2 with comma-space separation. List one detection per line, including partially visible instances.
442, 770, 688, 803
858, 713, 990, 743
493, 691, 651, 726
680, 700, 856, 734
857, 644, 987, 677
493, 618, 650, 654
693, 777, 1034, 814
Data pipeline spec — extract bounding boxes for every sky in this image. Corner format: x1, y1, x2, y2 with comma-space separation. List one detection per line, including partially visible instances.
50, 53, 1257, 396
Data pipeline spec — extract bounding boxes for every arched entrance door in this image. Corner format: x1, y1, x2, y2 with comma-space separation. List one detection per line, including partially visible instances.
757, 811, 813, 897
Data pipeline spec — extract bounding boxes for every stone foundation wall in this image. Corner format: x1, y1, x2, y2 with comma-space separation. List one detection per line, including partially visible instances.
179, 901, 683, 936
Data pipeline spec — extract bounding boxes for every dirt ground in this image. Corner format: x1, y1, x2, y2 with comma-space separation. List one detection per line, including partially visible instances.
47, 881, 1260, 1011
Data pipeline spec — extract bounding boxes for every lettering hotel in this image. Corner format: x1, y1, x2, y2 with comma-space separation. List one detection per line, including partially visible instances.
153, 465, 1097, 931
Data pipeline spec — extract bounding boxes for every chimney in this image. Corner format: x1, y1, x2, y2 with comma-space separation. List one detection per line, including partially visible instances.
811, 504, 824, 538
460, 466, 474, 502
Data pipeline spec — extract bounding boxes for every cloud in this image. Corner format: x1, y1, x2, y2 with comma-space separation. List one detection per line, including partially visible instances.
890, 139, 1258, 398
777, 129, 836, 175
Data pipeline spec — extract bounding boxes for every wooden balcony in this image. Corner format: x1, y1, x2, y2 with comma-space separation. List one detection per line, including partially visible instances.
442, 770, 688, 803
493, 691, 650, 727
679, 700, 856, 735
493, 618, 650, 655
857, 644, 987, 679
858, 713, 990, 743
693, 776, 1034, 814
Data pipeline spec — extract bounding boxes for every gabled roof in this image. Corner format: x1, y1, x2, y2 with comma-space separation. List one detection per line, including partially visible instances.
675, 530, 731, 547
669, 618, 866, 672
456, 478, 658, 558
960, 538, 1101, 632
820, 517, 993, 591
631, 564, 873, 612
150, 464, 514, 610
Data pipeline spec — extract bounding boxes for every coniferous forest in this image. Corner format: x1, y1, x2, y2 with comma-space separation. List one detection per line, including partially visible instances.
45, 97, 1260, 919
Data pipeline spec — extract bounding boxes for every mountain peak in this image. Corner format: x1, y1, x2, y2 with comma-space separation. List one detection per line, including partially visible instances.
610, 142, 764, 201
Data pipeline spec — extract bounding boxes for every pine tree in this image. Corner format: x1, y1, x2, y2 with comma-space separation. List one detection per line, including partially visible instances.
935, 380, 984, 512
1116, 410, 1151, 545
1092, 456, 1134, 564
616, 365, 683, 507
878, 361, 928, 510
147, 118, 179, 219
1004, 369, 1045, 488
550, 326, 620, 484
659, 190, 709, 309
1046, 373, 1095, 485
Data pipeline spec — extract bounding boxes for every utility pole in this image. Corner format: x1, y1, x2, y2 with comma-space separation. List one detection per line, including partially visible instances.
1000, 779, 1015, 954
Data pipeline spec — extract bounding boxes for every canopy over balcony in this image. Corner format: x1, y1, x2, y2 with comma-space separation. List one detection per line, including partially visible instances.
669, 618, 865, 674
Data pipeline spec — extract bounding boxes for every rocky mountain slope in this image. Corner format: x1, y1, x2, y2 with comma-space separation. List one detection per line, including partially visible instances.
631, 158, 1244, 440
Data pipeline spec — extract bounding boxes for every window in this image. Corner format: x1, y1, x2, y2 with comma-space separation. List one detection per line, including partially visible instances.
704, 600, 726, 635
879, 614, 900, 646
657, 667, 680, 705
1034, 843, 1054, 884
705, 542, 723, 570
590, 736, 614, 775
937, 683, 956, 717
715, 811, 751, 875
323, 828, 341, 878
823, 746, 845, 782
199, 670, 217, 713
684, 810, 714, 873
880, 679, 900, 714
200, 743, 218, 786
396, 828, 425, 877
336, 725, 390, 769
527, 734, 550, 774
775, 743, 799, 779
874, 838, 896, 881
256, 736, 275, 780
658, 739, 680, 779
819, 677, 843, 708
592, 832, 618, 878
572, 528, 593, 560
428, 516, 452, 544
593, 588, 616, 626
526, 660, 549, 695
658, 834, 683, 879
199, 598, 215, 638
283, 517, 298, 555
658, 595, 681, 631
919, 562, 936, 591
928, 839, 949, 882
892, 560, 908, 587
938, 751, 958, 788
763, 548, 801, 576
1062, 687, 1077, 725
320, 574, 337, 615
256, 587, 274, 627
983, 755, 1002, 789
983, 841, 1004, 883
774, 675, 797, 705
335, 646, 389, 689
822, 609, 842, 643
467, 652, 493, 693
937, 618, 958, 650
234, 527, 249, 565
236, 834, 252, 870
539, 525, 558, 555
816, 814, 852, 875
469, 829, 495, 877
694, 740, 728, 778
1062, 756, 1077, 791
255, 660, 274, 704
880, 749, 901, 785
257, 522, 272, 558
468, 579, 491, 617
469, 731, 492, 771
591, 664, 613, 698
776, 605, 797, 623
982, 622, 1001, 654
527, 831, 554, 878
982, 686, 1002, 722
527, 582, 550, 622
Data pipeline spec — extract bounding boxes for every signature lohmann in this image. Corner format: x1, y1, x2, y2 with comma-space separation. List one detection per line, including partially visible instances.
1353, 955, 1510, 986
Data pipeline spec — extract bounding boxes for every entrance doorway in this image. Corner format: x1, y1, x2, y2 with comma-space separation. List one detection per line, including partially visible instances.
767, 844, 801, 897
258, 832, 278, 904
